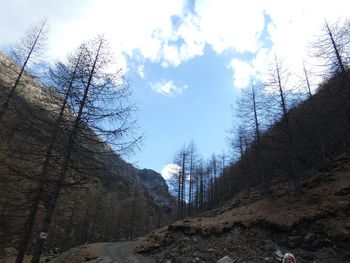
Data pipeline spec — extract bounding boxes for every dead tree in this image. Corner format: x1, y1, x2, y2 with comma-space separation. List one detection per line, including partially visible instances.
14, 46, 84, 263
302, 64, 332, 165
172, 146, 188, 219
187, 140, 197, 216
30, 36, 140, 263
266, 56, 303, 195
312, 19, 349, 77
0, 20, 47, 122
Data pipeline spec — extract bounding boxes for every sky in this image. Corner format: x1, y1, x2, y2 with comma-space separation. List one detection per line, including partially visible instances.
0, 0, 349, 179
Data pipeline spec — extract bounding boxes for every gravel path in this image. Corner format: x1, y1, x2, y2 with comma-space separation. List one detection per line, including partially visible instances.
101, 241, 154, 263
49, 240, 154, 263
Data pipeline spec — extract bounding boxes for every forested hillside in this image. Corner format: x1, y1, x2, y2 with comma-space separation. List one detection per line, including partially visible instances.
133, 19, 350, 263
166, 20, 350, 219
0, 31, 174, 263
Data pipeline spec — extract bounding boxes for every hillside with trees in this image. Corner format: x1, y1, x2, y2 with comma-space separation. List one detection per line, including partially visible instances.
162, 19, 350, 217
134, 20, 350, 262
0, 24, 175, 263
1, 17, 350, 263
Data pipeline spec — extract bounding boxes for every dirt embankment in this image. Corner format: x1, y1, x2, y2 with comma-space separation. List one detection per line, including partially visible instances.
137, 155, 350, 263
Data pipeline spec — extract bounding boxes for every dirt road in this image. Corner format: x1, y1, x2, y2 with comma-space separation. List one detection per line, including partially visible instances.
49, 240, 154, 263
101, 241, 154, 263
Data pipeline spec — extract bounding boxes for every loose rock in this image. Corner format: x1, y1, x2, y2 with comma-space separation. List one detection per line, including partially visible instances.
217, 255, 235, 263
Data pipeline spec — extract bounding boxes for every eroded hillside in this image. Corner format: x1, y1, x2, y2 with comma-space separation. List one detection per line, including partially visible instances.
137, 154, 350, 262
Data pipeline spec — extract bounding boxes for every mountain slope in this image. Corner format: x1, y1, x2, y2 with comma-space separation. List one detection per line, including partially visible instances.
0, 52, 175, 254
137, 154, 350, 262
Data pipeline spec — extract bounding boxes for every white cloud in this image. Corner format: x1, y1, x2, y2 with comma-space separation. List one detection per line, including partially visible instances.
227, 48, 272, 89
161, 45, 181, 67
0, 0, 266, 70
261, 1, 350, 86
161, 163, 181, 180
194, 0, 265, 53
1, 0, 349, 88
137, 65, 145, 78
228, 59, 254, 89
150, 80, 188, 97
225, 1, 350, 89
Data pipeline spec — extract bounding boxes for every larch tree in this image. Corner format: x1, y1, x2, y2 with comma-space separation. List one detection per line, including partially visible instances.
302, 63, 331, 165
0, 20, 47, 122
171, 146, 188, 219
234, 83, 270, 192
312, 19, 350, 147
217, 152, 228, 200
312, 19, 349, 77
30, 36, 140, 263
265, 56, 303, 195
15, 46, 84, 263
187, 140, 198, 216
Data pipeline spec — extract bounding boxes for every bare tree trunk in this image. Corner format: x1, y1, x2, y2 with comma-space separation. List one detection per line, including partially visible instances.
88, 193, 102, 242
199, 168, 204, 208
80, 205, 90, 244
15, 189, 42, 263
180, 152, 186, 217
103, 196, 113, 241
188, 148, 194, 216
177, 170, 181, 218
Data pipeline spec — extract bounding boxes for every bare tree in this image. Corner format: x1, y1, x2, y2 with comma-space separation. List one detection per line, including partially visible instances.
216, 151, 228, 200
312, 19, 350, 77
234, 82, 272, 192
30, 36, 140, 263
187, 140, 198, 216
14, 45, 83, 263
197, 161, 205, 209
171, 146, 188, 219
0, 20, 47, 122
302, 63, 332, 165
265, 56, 303, 195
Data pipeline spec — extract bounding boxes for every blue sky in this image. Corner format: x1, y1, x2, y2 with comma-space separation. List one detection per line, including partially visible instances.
1, 0, 349, 177
128, 46, 238, 172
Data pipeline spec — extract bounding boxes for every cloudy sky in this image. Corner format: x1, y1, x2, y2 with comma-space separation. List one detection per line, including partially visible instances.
0, 0, 349, 178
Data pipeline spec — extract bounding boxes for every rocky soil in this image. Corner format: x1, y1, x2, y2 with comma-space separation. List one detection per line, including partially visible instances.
137, 154, 350, 263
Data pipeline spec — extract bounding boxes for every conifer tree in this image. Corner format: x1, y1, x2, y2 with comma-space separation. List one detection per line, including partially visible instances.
0, 20, 47, 122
